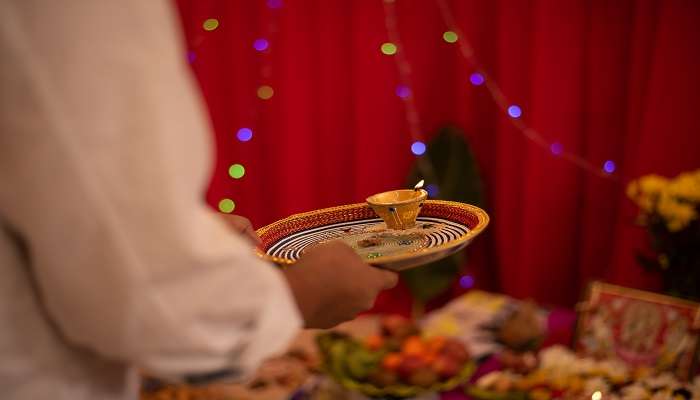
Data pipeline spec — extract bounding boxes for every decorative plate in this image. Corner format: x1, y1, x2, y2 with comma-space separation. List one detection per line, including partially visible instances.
256, 200, 489, 271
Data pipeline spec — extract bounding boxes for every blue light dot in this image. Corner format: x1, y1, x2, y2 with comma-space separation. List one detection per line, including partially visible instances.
469, 72, 485, 86
507, 105, 522, 118
266, 0, 283, 9
550, 142, 563, 156
237, 128, 253, 142
603, 160, 616, 174
395, 85, 411, 99
459, 275, 475, 289
411, 141, 426, 156
187, 51, 196, 64
426, 184, 439, 197
253, 38, 269, 52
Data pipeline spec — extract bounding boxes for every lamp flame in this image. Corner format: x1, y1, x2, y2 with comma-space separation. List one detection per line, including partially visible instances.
414, 179, 425, 190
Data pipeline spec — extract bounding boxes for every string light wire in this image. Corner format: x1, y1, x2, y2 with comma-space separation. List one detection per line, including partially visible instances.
434, 0, 618, 180
382, 0, 619, 181
382, 0, 439, 185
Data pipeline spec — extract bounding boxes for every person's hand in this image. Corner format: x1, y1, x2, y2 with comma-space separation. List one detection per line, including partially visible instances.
219, 214, 261, 246
282, 241, 398, 329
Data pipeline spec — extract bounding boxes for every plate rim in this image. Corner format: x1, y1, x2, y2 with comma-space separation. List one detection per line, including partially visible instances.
255, 200, 489, 266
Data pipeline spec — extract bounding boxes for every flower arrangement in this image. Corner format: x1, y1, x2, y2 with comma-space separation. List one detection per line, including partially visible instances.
626, 169, 700, 300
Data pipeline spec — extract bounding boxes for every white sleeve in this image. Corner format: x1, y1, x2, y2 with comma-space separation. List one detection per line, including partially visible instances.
0, 0, 301, 380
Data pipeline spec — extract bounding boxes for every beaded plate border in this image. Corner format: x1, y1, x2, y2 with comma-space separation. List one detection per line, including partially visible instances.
256, 200, 489, 268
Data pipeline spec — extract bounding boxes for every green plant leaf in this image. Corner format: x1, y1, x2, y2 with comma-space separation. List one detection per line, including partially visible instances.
403, 126, 484, 304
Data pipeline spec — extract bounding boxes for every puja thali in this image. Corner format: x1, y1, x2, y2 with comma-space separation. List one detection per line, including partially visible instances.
256, 200, 489, 271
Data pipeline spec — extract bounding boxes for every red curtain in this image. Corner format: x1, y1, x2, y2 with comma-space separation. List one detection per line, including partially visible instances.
174, 0, 700, 311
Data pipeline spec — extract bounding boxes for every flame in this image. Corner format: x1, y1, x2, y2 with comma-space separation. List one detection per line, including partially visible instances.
414, 179, 425, 190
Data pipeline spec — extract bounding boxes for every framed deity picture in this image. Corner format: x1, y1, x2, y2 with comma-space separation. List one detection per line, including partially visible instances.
575, 281, 700, 379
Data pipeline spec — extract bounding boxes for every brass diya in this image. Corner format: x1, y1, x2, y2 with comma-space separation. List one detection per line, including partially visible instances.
366, 181, 428, 230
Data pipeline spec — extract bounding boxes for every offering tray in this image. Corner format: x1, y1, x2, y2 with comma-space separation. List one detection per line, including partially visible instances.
256, 200, 489, 271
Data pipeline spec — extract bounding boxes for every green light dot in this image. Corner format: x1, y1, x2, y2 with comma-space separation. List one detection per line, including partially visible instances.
203, 18, 219, 31
228, 164, 245, 179
443, 31, 458, 43
218, 198, 235, 213
380, 42, 397, 55
257, 85, 274, 100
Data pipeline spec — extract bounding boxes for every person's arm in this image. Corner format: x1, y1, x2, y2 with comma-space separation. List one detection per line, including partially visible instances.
0, 0, 301, 381
0, 0, 397, 381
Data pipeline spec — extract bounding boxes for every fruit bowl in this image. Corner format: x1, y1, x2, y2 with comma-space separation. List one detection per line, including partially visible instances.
316, 316, 477, 398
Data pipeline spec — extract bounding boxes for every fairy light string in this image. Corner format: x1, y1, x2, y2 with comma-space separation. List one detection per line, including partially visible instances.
381, 0, 439, 185
193, 3, 283, 213
433, 0, 618, 180
381, 0, 618, 181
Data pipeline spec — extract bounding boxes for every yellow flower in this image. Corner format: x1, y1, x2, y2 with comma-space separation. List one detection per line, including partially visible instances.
638, 174, 669, 196
657, 193, 697, 232
668, 172, 700, 202
628, 174, 670, 213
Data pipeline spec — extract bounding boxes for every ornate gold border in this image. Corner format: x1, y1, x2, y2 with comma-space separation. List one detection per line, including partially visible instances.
255, 200, 489, 267
575, 280, 700, 379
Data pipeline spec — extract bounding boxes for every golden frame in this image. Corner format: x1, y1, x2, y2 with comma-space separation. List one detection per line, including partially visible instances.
575, 281, 700, 379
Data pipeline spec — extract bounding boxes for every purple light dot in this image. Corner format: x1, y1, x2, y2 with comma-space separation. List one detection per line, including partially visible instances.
266, 0, 283, 9
459, 275, 475, 289
187, 51, 196, 64
395, 85, 411, 99
603, 160, 616, 174
411, 141, 426, 156
426, 184, 439, 197
550, 142, 563, 156
469, 72, 485, 86
253, 38, 269, 52
236, 128, 253, 142
507, 105, 522, 118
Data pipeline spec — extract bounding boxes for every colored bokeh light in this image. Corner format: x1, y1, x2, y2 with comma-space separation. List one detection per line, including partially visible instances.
469, 72, 485, 86
603, 160, 616, 174
459, 275, 475, 289
253, 38, 269, 52
257, 85, 274, 100
203, 18, 219, 31
381, 42, 397, 55
550, 142, 563, 156
411, 141, 426, 156
228, 164, 245, 179
266, 0, 283, 9
237, 128, 253, 142
507, 105, 522, 118
426, 184, 439, 197
395, 85, 411, 99
443, 31, 458, 43
218, 198, 235, 213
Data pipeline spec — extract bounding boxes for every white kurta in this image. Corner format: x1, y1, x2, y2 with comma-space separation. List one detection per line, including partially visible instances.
0, 1, 302, 399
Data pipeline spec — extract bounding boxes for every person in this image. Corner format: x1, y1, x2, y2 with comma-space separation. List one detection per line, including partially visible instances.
0, 1, 398, 399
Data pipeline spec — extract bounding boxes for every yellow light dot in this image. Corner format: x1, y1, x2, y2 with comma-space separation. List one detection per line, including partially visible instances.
218, 198, 235, 213
380, 42, 397, 55
257, 85, 274, 100
591, 391, 602, 400
203, 18, 219, 31
228, 164, 245, 179
443, 31, 458, 43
